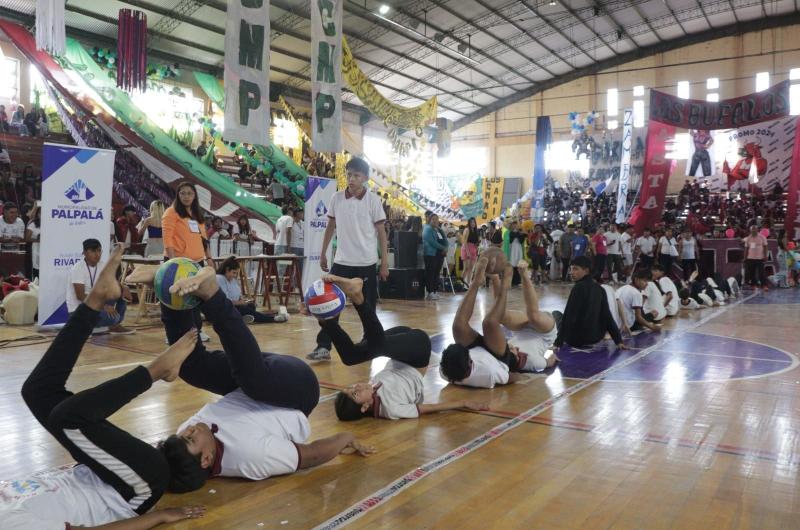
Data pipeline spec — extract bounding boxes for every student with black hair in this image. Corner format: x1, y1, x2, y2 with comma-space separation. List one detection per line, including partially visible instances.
439, 259, 559, 388
321, 276, 487, 420
616, 269, 662, 334
10, 244, 206, 529
216, 256, 288, 324
554, 255, 625, 349
124, 264, 373, 492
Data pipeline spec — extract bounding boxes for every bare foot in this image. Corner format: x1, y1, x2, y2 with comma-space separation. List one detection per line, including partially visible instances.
86, 244, 124, 311
125, 265, 159, 285
473, 257, 489, 286
322, 275, 364, 305
169, 266, 218, 300
517, 260, 529, 272
148, 329, 198, 382
502, 263, 514, 288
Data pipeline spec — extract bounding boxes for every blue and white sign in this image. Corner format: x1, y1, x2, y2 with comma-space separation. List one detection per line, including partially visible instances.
38, 143, 115, 327
616, 109, 633, 223
302, 176, 335, 291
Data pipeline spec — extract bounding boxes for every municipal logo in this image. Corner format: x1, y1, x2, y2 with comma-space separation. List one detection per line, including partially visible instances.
315, 201, 327, 218
64, 180, 95, 204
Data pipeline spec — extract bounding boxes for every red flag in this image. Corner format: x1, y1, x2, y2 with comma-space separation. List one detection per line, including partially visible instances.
633, 122, 676, 235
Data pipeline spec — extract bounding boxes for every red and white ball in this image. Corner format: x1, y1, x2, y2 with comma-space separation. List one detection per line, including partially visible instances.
304, 280, 346, 319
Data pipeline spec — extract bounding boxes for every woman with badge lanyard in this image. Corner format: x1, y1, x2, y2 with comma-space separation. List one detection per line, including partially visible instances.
162, 182, 215, 342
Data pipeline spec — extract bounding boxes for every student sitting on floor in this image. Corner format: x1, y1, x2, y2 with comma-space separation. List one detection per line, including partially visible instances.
677, 270, 717, 309
124, 265, 374, 492
652, 264, 680, 317
642, 279, 667, 322
315, 275, 489, 420
439, 259, 559, 388
216, 256, 288, 324
7, 244, 205, 529
616, 269, 662, 335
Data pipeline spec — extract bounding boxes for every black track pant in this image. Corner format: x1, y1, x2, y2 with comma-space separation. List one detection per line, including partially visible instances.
319, 299, 431, 368
315, 263, 378, 350
161, 289, 320, 416
745, 259, 765, 287
21, 304, 169, 515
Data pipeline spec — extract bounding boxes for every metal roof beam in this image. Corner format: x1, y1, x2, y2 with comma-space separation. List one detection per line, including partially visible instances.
518, 0, 596, 64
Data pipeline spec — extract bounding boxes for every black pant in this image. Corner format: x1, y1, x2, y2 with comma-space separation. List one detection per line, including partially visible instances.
320, 298, 431, 368
681, 258, 697, 281
607, 254, 624, 280
424, 254, 444, 294
236, 302, 277, 323
561, 257, 571, 281
593, 254, 607, 281
659, 254, 675, 277
631, 312, 655, 331
316, 262, 378, 349
639, 254, 654, 269
21, 304, 169, 515
745, 259, 765, 287
161, 290, 320, 416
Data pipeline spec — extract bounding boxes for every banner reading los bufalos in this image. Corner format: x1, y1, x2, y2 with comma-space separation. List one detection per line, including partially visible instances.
632, 81, 793, 234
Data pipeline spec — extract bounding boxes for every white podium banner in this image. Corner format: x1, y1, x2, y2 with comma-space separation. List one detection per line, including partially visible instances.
302, 176, 336, 291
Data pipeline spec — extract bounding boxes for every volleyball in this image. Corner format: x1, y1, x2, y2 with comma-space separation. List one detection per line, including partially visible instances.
154, 258, 201, 310
304, 280, 346, 319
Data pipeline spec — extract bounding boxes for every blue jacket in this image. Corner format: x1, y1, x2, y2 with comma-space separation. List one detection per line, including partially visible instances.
422, 225, 448, 256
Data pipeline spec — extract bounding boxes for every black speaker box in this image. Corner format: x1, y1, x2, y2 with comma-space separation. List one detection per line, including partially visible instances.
393, 231, 418, 268
380, 268, 425, 300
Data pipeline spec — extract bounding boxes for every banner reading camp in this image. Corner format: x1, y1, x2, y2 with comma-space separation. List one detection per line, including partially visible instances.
311, 0, 343, 153
224, 0, 270, 145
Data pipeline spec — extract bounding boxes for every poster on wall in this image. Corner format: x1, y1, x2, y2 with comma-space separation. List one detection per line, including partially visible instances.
224, 0, 271, 145
310, 0, 343, 153
38, 144, 115, 328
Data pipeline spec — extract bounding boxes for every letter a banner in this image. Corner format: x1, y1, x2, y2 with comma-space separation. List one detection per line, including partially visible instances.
311, 0, 343, 153
630, 122, 675, 234
39, 144, 115, 328
224, 0, 270, 145
303, 176, 336, 290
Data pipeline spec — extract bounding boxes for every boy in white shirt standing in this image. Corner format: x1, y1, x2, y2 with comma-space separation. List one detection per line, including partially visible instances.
619, 224, 635, 281
605, 223, 624, 284
308, 157, 389, 361
635, 227, 657, 269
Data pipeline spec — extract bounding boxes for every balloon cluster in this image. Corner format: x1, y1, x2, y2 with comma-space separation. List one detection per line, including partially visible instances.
568, 111, 601, 135
89, 47, 181, 81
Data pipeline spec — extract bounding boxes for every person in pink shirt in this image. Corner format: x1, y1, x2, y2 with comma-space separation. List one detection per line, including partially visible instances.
743, 225, 769, 291
590, 225, 608, 282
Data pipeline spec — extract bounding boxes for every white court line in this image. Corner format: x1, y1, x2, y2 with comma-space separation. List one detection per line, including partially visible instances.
98, 361, 146, 371
311, 292, 758, 530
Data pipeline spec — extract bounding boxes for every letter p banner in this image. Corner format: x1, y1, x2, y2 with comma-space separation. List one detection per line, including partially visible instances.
315, 93, 336, 132
238, 80, 261, 126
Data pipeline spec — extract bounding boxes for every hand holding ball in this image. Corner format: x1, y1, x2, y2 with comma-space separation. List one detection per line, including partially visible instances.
304, 279, 346, 319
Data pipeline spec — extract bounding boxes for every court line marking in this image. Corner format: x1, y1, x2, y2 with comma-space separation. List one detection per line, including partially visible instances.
311, 292, 757, 530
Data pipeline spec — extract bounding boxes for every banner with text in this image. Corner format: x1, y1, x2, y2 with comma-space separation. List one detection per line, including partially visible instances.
311, 0, 343, 153
39, 144, 115, 327
224, 0, 270, 145
303, 176, 336, 290
786, 117, 800, 241
616, 109, 633, 224
480, 177, 505, 224
631, 123, 676, 234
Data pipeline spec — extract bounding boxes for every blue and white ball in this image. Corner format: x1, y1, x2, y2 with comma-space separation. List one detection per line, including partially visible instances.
304, 280, 346, 319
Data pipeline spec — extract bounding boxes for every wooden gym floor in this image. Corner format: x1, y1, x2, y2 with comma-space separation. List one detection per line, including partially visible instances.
2, 283, 800, 529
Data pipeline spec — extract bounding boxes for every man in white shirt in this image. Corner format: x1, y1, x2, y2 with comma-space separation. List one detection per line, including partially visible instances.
123, 264, 375, 491
616, 270, 662, 334
0, 201, 24, 250
308, 157, 389, 361
67, 238, 135, 335
605, 223, 624, 284
274, 205, 293, 255
15, 244, 205, 528
652, 263, 680, 316
440, 259, 557, 388
635, 227, 656, 269
619, 225, 635, 281
289, 208, 305, 281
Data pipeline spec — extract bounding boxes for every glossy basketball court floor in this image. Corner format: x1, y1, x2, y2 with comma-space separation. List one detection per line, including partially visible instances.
1, 283, 799, 529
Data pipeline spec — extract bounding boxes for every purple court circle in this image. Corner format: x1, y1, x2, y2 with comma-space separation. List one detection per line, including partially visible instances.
556, 332, 797, 383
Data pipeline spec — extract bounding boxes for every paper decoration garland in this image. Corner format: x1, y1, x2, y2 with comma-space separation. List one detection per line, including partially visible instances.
35, 0, 66, 56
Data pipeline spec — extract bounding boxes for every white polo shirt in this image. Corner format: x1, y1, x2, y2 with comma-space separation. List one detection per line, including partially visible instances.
619, 232, 633, 256
373, 360, 424, 419
643, 281, 667, 321
329, 188, 386, 266
274, 215, 293, 247
177, 389, 310, 480
446, 346, 509, 388
616, 284, 643, 329
0, 464, 136, 530
636, 236, 656, 256
657, 276, 680, 316
605, 231, 621, 255
66, 259, 105, 313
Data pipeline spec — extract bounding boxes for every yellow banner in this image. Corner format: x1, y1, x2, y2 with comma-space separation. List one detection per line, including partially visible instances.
479, 177, 505, 224
342, 37, 437, 132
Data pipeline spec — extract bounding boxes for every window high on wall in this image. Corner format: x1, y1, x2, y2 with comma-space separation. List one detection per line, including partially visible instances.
606, 88, 618, 116
677, 81, 689, 99
755, 72, 770, 92
271, 118, 300, 150
0, 58, 19, 106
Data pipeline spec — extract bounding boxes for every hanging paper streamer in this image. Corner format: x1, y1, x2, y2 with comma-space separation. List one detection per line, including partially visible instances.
311, 0, 343, 152
117, 9, 148, 92
335, 152, 348, 190
342, 37, 437, 132
35, 0, 66, 56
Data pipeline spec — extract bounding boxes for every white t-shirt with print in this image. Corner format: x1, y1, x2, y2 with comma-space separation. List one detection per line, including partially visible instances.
329, 188, 386, 266
0, 464, 136, 530
274, 215, 293, 247
616, 284, 643, 329
66, 259, 104, 313
373, 360, 424, 419
177, 389, 310, 480
0, 217, 24, 240
447, 346, 509, 388
658, 276, 680, 316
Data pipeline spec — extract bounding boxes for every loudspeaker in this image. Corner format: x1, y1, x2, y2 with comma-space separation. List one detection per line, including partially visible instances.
393, 231, 418, 268
380, 268, 425, 300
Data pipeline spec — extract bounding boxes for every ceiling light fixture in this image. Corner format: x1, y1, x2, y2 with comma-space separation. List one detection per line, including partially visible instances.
549, 1, 557, 5
378, 4, 390, 15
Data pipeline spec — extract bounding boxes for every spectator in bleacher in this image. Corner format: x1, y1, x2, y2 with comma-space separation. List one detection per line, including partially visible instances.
232, 214, 256, 244
10, 105, 26, 135
137, 200, 165, 258
114, 205, 141, 249
216, 256, 288, 324
36, 108, 48, 137
238, 163, 253, 182
207, 216, 230, 240
23, 110, 38, 137
274, 205, 293, 256
0, 201, 25, 250
270, 178, 286, 206
0, 105, 8, 132
25, 204, 40, 280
